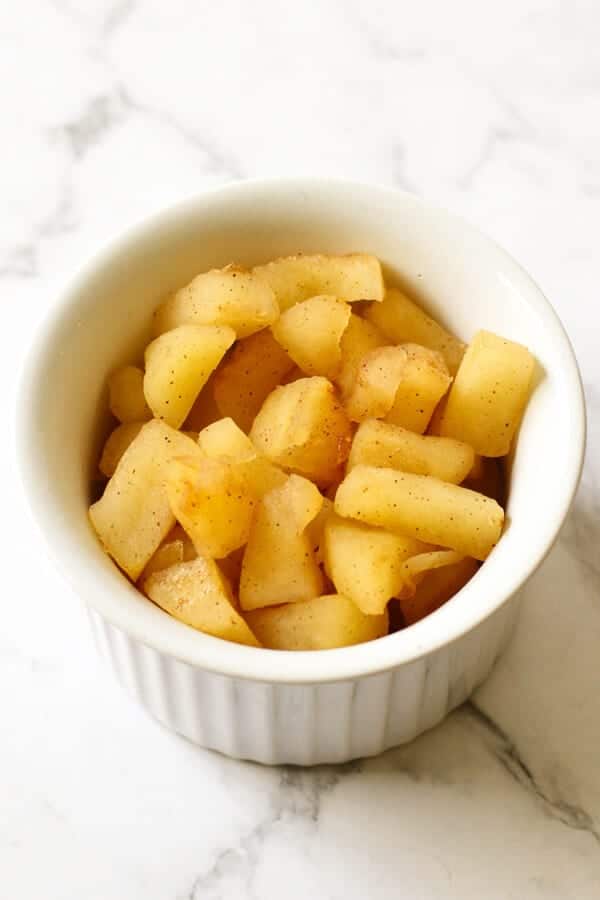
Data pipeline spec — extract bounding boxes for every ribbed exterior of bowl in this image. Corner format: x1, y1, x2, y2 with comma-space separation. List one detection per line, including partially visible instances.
88, 594, 520, 765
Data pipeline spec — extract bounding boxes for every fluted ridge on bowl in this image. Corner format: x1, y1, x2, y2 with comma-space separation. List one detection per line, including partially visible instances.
88, 597, 519, 766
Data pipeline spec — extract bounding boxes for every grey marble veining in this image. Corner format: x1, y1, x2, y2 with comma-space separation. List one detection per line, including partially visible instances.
4, 1, 600, 897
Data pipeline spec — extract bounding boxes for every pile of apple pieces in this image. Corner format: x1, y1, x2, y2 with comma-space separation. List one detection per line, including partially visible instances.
91, 254, 533, 649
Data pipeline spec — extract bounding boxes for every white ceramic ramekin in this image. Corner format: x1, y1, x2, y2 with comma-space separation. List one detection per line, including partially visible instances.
19, 179, 585, 765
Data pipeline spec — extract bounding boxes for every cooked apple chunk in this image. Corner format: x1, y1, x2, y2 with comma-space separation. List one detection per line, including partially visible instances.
239, 475, 324, 611
166, 455, 256, 559
253, 253, 384, 311
271, 295, 351, 378
89, 421, 202, 579
246, 594, 388, 650
153, 266, 278, 338
250, 376, 352, 487
144, 557, 260, 646
144, 324, 235, 428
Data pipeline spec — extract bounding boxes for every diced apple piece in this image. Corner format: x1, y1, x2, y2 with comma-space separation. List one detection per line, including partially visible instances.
89, 421, 202, 579
239, 475, 324, 610
348, 419, 474, 483
167, 455, 256, 558
344, 346, 408, 422
335, 465, 504, 561
153, 266, 278, 338
143, 557, 260, 646
144, 324, 235, 428
271, 295, 351, 377
334, 313, 386, 399
323, 515, 428, 615
253, 253, 384, 311
246, 594, 388, 650
365, 287, 465, 374
343, 343, 451, 433
384, 343, 451, 433
436, 330, 535, 457
250, 376, 352, 487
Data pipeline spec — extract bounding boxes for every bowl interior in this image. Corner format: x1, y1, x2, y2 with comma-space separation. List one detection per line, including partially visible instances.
21, 179, 584, 683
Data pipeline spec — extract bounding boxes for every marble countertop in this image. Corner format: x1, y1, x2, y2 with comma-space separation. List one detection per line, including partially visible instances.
4, 1, 600, 897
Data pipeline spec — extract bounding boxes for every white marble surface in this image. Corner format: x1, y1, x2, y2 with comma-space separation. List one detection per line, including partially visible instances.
4, 1, 600, 897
